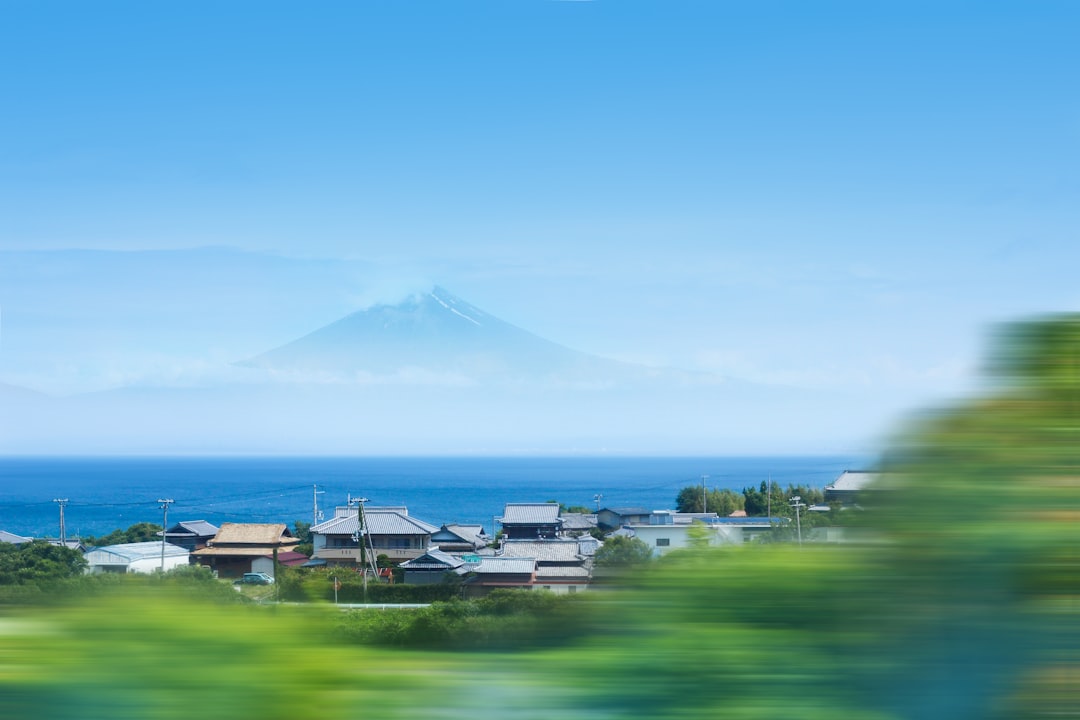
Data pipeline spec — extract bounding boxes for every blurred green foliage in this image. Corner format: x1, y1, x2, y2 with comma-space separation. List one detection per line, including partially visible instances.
333, 589, 591, 650
2, 315, 1076, 718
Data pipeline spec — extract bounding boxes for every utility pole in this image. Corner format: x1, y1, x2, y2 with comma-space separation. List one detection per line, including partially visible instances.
158, 498, 173, 572
53, 498, 68, 545
350, 495, 376, 600
789, 495, 806, 545
593, 493, 603, 511
767, 474, 772, 518
701, 475, 709, 514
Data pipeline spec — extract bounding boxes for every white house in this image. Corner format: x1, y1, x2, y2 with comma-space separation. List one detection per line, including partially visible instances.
85, 541, 190, 574
624, 511, 784, 556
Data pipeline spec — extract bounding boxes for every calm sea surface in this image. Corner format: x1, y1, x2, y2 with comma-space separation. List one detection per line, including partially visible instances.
0, 455, 867, 539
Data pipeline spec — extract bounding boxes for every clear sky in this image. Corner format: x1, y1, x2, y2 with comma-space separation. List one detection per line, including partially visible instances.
0, 1, 1077, 452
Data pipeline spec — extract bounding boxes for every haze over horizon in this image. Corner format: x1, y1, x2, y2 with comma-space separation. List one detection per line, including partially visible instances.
0, 2, 1076, 454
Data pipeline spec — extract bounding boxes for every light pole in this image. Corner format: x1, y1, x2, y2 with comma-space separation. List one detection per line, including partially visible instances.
789, 495, 806, 545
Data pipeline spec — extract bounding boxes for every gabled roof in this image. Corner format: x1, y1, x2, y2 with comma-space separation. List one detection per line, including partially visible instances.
312, 510, 438, 537
500, 540, 583, 563
560, 513, 598, 530
162, 520, 219, 538
87, 541, 189, 562
599, 507, 651, 516
0, 530, 32, 544
500, 503, 561, 525
330, 505, 409, 519
470, 557, 536, 575
400, 548, 465, 571
210, 523, 296, 546
431, 524, 486, 546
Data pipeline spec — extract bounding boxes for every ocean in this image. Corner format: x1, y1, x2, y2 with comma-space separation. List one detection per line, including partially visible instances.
0, 455, 866, 540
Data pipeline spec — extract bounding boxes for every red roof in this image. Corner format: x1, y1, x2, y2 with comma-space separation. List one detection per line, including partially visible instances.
276, 551, 310, 567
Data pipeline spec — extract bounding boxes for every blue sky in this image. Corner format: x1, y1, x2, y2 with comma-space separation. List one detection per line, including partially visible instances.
0, 1, 1077, 452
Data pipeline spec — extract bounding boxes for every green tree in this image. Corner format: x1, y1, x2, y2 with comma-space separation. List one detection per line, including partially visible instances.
85, 521, 163, 547
593, 535, 653, 568
0, 540, 87, 584
675, 486, 746, 515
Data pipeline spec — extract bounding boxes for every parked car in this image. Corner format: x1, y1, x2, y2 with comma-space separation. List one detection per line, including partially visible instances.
234, 572, 274, 585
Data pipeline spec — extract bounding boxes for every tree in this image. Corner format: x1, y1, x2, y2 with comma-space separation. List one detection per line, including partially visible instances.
593, 535, 653, 568
0, 540, 87, 584
84, 521, 163, 547
675, 486, 745, 515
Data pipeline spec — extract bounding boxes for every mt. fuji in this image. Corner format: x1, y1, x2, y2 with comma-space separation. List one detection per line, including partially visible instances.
240, 286, 665, 387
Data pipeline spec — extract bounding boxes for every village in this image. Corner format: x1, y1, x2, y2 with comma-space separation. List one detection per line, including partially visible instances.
1, 471, 875, 599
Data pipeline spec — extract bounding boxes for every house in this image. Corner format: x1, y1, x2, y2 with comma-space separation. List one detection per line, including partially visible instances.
310, 506, 438, 566
499, 539, 591, 594
596, 507, 652, 531
159, 520, 219, 551
430, 524, 488, 553
623, 511, 786, 555
399, 548, 469, 585
191, 523, 299, 579
85, 541, 190, 574
0, 531, 32, 545
498, 503, 562, 539
462, 557, 537, 598
559, 512, 599, 537
824, 471, 879, 507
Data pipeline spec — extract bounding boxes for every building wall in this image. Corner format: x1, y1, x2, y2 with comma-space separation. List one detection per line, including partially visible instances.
629, 524, 747, 556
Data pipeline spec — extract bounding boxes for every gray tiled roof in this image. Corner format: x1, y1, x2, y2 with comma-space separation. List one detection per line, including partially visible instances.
399, 548, 465, 570
500, 503, 561, 525
0, 530, 32, 544
500, 540, 582, 563
471, 557, 536, 575
162, 520, 219, 537
559, 513, 598, 530
313, 510, 437, 537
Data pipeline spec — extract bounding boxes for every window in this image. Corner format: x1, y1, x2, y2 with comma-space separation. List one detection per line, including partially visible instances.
656, 538, 670, 547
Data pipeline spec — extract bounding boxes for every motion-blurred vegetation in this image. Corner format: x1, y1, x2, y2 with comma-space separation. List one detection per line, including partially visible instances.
0, 315, 1076, 718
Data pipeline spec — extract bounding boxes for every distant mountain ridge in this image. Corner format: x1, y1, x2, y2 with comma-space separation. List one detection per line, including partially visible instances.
240, 286, 659, 387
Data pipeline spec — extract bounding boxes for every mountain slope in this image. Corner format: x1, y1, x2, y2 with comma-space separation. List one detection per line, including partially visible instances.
239, 286, 659, 386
